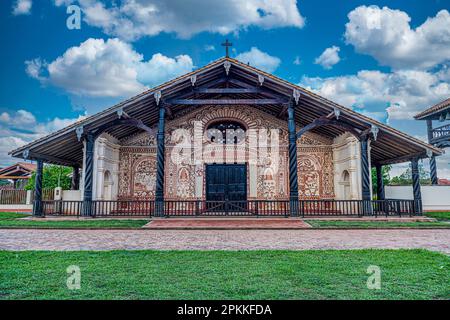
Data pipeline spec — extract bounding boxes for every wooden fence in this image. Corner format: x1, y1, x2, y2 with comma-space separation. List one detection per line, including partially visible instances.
0, 189, 54, 205
0, 189, 28, 204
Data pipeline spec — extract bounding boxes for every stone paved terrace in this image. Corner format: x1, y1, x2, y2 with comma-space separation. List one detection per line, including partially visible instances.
0, 229, 449, 253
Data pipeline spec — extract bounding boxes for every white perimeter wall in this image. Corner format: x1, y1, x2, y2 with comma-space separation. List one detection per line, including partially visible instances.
333, 133, 365, 200
386, 185, 450, 211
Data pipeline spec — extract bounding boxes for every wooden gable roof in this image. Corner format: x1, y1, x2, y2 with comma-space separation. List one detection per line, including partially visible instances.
0, 162, 36, 180
9, 57, 443, 167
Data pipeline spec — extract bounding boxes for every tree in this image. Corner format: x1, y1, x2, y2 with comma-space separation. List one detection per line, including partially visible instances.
371, 165, 392, 197
389, 163, 431, 186
0, 179, 11, 186
25, 165, 72, 190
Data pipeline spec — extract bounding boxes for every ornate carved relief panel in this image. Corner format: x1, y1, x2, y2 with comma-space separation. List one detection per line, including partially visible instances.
118, 131, 157, 200
116, 105, 335, 201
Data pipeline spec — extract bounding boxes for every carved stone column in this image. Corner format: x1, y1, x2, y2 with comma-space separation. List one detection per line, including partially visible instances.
287, 101, 299, 217
155, 106, 166, 217
32, 159, 44, 217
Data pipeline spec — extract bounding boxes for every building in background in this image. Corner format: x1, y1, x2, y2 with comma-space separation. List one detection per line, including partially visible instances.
415, 98, 450, 185
0, 162, 36, 189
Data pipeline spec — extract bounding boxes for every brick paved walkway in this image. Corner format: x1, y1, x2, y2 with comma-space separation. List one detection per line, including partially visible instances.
0, 229, 449, 253
145, 218, 311, 229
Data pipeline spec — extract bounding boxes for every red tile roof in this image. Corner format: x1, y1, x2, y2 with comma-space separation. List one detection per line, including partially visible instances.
415, 97, 450, 120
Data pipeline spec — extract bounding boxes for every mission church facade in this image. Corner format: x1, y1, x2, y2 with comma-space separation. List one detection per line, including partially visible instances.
92, 104, 348, 203
10, 54, 441, 217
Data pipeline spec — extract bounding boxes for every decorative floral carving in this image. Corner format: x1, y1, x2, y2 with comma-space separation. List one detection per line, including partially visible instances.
117, 105, 335, 201
132, 158, 156, 198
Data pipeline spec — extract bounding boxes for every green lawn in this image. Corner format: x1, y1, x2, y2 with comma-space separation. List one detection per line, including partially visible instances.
0, 250, 448, 300
0, 212, 149, 229
307, 220, 450, 229
425, 212, 450, 221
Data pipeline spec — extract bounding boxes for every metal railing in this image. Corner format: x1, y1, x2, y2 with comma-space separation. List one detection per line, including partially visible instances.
37, 199, 420, 218
31, 189, 54, 202
164, 200, 290, 217
92, 200, 154, 217
431, 124, 450, 141
42, 200, 83, 217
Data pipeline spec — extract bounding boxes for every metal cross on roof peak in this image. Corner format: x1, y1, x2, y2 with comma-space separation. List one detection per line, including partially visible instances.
221, 39, 233, 58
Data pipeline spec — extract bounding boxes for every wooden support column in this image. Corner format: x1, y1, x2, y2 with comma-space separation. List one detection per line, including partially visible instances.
32, 159, 44, 217
155, 106, 166, 217
411, 158, 423, 215
360, 135, 371, 201
287, 101, 299, 217
83, 133, 94, 216
426, 119, 438, 185
71, 166, 80, 190
375, 164, 385, 200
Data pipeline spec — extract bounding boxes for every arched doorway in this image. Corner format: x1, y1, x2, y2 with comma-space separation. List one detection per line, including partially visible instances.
342, 170, 351, 200
204, 121, 248, 206
103, 170, 113, 200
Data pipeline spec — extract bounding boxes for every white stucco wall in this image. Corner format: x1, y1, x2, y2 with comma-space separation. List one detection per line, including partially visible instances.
80, 133, 120, 201
332, 133, 364, 200
62, 190, 82, 201
92, 133, 120, 200
386, 185, 450, 211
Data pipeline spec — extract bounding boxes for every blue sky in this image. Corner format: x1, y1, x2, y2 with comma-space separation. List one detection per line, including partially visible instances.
0, 0, 449, 177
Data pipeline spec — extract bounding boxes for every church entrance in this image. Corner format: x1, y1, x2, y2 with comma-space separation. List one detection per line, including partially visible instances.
205, 164, 247, 212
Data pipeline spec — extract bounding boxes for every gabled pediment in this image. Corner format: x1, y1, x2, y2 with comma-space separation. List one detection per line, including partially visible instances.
9, 57, 442, 167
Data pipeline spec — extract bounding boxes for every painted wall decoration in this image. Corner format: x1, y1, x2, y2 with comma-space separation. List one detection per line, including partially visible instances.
132, 157, 157, 198
116, 105, 335, 201
118, 131, 158, 200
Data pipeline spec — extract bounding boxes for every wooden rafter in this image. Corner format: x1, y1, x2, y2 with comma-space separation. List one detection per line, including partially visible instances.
297, 116, 363, 140
168, 98, 288, 105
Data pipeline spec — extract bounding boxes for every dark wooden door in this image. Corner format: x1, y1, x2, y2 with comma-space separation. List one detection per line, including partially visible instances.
206, 164, 247, 207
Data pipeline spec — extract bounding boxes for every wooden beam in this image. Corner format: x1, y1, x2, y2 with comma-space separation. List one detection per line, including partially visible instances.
194, 88, 261, 94
163, 103, 174, 119
296, 116, 362, 141
27, 151, 78, 167
168, 98, 287, 105
92, 117, 155, 139
228, 78, 258, 89
377, 152, 426, 165
0, 175, 30, 180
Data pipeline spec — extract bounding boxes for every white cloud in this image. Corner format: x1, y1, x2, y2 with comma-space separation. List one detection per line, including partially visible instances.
314, 46, 340, 69
301, 69, 450, 122
26, 38, 194, 98
293, 56, 301, 65
54, 0, 305, 41
137, 53, 194, 87
235, 47, 281, 73
0, 109, 85, 167
204, 45, 216, 52
345, 5, 450, 70
12, 0, 32, 15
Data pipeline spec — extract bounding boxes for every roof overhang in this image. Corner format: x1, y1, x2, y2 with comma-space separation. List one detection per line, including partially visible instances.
415, 97, 450, 120
10, 57, 443, 166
